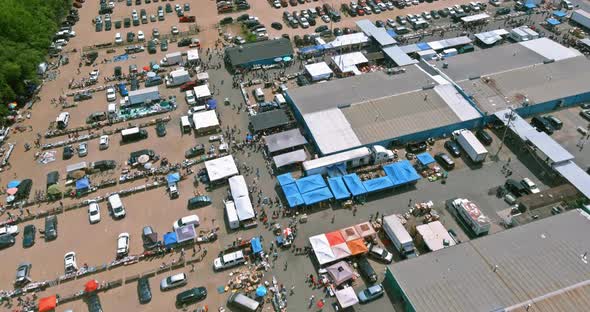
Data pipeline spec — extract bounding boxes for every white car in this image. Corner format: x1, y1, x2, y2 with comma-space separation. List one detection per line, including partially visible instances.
171, 26, 179, 35
160, 273, 187, 291
273, 0, 281, 8
106, 87, 116, 102
88, 202, 101, 224
64, 252, 78, 274
188, 106, 206, 115
185, 90, 196, 105
115, 32, 122, 44
116, 233, 130, 258
0, 224, 19, 236
386, 18, 396, 28
173, 215, 199, 231
89, 69, 100, 81
99, 135, 109, 150
78, 142, 88, 157
321, 15, 330, 23
54, 39, 68, 47
521, 178, 541, 194
137, 30, 145, 41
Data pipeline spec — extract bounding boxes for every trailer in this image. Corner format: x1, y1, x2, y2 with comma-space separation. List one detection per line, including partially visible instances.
382, 215, 417, 258
453, 129, 488, 163
127, 86, 160, 106
121, 127, 148, 143
165, 68, 191, 87
448, 198, 490, 236
571, 9, 590, 30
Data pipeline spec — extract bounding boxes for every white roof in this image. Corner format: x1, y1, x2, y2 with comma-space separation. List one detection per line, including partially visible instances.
474, 29, 509, 45
331, 52, 368, 73
305, 62, 333, 80
326, 32, 370, 49
303, 147, 370, 172
205, 155, 239, 182
273, 149, 307, 168
192, 110, 219, 130
415, 221, 455, 251
309, 234, 337, 265
193, 84, 211, 99
334, 287, 359, 308
303, 109, 362, 155
228, 176, 256, 221
461, 13, 490, 23
553, 161, 590, 199
382, 45, 417, 66
356, 19, 397, 47
519, 37, 582, 61
66, 161, 87, 173
523, 130, 574, 163
434, 84, 481, 121
196, 72, 209, 81
228, 175, 249, 198
234, 196, 255, 221
187, 49, 199, 61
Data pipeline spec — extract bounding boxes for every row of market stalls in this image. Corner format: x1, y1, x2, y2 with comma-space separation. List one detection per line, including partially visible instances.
277, 160, 421, 208
263, 129, 309, 169
309, 222, 375, 265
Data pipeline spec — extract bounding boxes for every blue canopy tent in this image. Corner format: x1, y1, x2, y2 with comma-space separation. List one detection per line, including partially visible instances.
163, 232, 177, 248
256, 286, 267, 297
383, 160, 421, 187
251, 237, 263, 254
295, 174, 327, 194
417, 42, 431, 50
7, 180, 20, 188
342, 174, 367, 197
524, 1, 536, 9
363, 177, 394, 193
277, 173, 296, 187
326, 163, 347, 177
301, 187, 334, 206
75, 177, 90, 193
207, 99, 217, 110
416, 152, 435, 166
546, 18, 561, 26
167, 172, 180, 186
327, 176, 351, 200
552, 10, 567, 18
282, 183, 304, 208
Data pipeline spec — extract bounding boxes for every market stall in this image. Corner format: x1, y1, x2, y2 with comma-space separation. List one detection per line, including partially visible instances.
334, 287, 359, 308
326, 261, 354, 286
204, 155, 238, 183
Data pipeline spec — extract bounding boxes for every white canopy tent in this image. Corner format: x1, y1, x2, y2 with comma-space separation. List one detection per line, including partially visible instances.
309, 234, 337, 265
228, 175, 255, 221
305, 62, 333, 81
193, 84, 212, 100
331, 52, 368, 75
192, 110, 219, 132
335, 287, 359, 308
204, 155, 239, 183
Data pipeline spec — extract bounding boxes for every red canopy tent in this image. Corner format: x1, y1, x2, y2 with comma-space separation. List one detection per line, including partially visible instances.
38, 295, 57, 312
84, 279, 99, 292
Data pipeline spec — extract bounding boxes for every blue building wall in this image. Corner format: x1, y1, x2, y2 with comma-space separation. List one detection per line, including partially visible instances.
239, 54, 293, 68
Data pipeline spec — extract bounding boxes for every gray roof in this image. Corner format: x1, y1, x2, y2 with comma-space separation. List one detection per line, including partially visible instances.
225, 38, 293, 66
461, 56, 590, 113
390, 209, 590, 312
382, 45, 418, 66
273, 149, 308, 168
356, 19, 397, 47
264, 129, 308, 153
431, 42, 548, 81
288, 67, 437, 115
249, 109, 291, 132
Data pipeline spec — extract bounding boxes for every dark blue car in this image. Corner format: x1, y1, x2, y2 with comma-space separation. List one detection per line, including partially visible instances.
118, 83, 128, 96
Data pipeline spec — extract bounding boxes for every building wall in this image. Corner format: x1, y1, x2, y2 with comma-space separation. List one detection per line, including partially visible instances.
384, 267, 417, 312
239, 54, 293, 68
515, 91, 590, 118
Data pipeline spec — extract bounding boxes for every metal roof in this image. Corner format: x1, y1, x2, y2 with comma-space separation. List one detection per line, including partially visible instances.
381, 45, 418, 66
461, 13, 490, 23
263, 129, 308, 153
249, 109, 291, 132
523, 130, 574, 163
553, 162, 590, 199
273, 149, 308, 168
474, 29, 509, 45
390, 209, 590, 312
225, 38, 293, 66
519, 37, 582, 61
355, 19, 397, 47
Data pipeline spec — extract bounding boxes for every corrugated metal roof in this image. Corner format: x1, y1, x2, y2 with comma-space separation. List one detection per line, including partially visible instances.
273, 149, 308, 168
303, 109, 362, 155
225, 38, 293, 66
390, 209, 590, 312
553, 162, 590, 199
356, 19, 397, 47
263, 129, 308, 153
434, 84, 481, 121
519, 38, 582, 61
381, 45, 418, 66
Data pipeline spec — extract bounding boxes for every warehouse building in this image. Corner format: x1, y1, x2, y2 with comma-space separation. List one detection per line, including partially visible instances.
285, 65, 482, 155
384, 209, 590, 312
224, 38, 294, 70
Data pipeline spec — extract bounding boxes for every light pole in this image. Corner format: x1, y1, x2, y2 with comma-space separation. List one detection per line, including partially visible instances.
494, 108, 515, 159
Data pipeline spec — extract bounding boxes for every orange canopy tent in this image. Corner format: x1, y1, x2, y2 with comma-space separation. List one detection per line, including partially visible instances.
38, 295, 57, 312
346, 238, 369, 255
325, 231, 345, 246
85, 279, 99, 292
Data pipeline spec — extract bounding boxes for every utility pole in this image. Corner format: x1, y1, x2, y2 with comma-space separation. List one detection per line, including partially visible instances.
494, 108, 515, 158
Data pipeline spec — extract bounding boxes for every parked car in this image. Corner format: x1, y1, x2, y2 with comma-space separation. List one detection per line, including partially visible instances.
444, 140, 461, 157
358, 284, 384, 303
0, 224, 18, 237
63, 145, 74, 159
0, 233, 15, 249
271, 22, 283, 30
99, 135, 110, 150
22, 225, 35, 248
367, 243, 393, 263
580, 109, 590, 121
176, 287, 207, 305
505, 179, 527, 197
160, 273, 188, 291
78, 142, 88, 157
88, 202, 101, 224
138, 277, 152, 303
173, 215, 199, 230
116, 232, 130, 258
64, 252, 78, 274
214, 250, 246, 271
356, 256, 377, 283
185, 144, 205, 158
142, 226, 160, 250
156, 122, 167, 137
531, 116, 554, 135
44, 215, 58, 241
406, 141, 427, 153
521, 178, 540, 194
543, 115, 563, 130
435, 152, 455, 169
15, 262, 32, 286
475, 129, 493, 145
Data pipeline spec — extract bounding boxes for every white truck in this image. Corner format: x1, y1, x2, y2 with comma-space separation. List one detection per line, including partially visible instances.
448, 198, 490, 236
382, 214, 417, 259
453, 129, 488, 163
165, 68, 191, 87
126, 86, 160, 106
160, 52, 183, 67
571, 9, 590, 29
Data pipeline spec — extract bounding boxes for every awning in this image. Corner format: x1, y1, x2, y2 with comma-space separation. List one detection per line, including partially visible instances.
163, 232, 178, 247
296, 174, 327, 194
264, 129, 308, 153
546, 18, 561, 26
325, 231, 345, 246
204, 155, 238, 182
251, 237, 263, 254
273, 149, 307, 168
553, 161, 590, 199
277, 173, 296, 186
340, 226, 361, 242
250, 109, 291, 132
363, 176, 394, 193
301, 187, 333, 205
281, 183, 304, 208
38, 295, 57, 312
309, 234, 337, 265
207, 98, 217, 109
524, 2, 536, 9
167, 172, 180, 185
331, 242, 352, 260
75, 177, 90, 190
328, 176, 351, 200
416, 152, 435, 165
553, 10, 567, 18
342, 174, 367, 196
346, 238, 369, 255
355, 222, 376, 237
335, 287, 359, 308
175, 224, 196, 243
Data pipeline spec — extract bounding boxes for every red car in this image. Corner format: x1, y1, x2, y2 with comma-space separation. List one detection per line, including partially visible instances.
179, 16, 195, 23
357, 8, 365, 15
180, 81, 198, 92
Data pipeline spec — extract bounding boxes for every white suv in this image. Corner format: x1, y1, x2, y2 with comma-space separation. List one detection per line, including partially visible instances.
214, 250, 246, 271
106, 87, 116, 102
99, 135, 109, 150
173, 215, 199, 230
185, 90, 196, 106
64, 252, 78, 274
117, 233, 130, 258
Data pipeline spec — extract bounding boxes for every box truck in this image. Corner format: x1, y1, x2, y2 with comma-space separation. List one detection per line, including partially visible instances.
159, 51, 183, 67
165, 69, 191, 87
382, 214, 417, 258
453, 129, 488, 163
447, 198, 490, 236
127, 86, 160, 106
571, 9, 590, 29
121, 126, 148, 143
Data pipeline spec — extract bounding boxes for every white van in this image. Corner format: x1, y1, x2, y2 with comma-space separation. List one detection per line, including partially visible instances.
274, 94, 286, 106
180, 116, 192, 133
56, 112, 70, 129
108, 194, 126, 219
173, 214, 199, 230
214, 250, 246, 271
562, 0, 573, 9
253, 88, 264, 102
224, 200, 240, 230
227, 293, 260, 312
